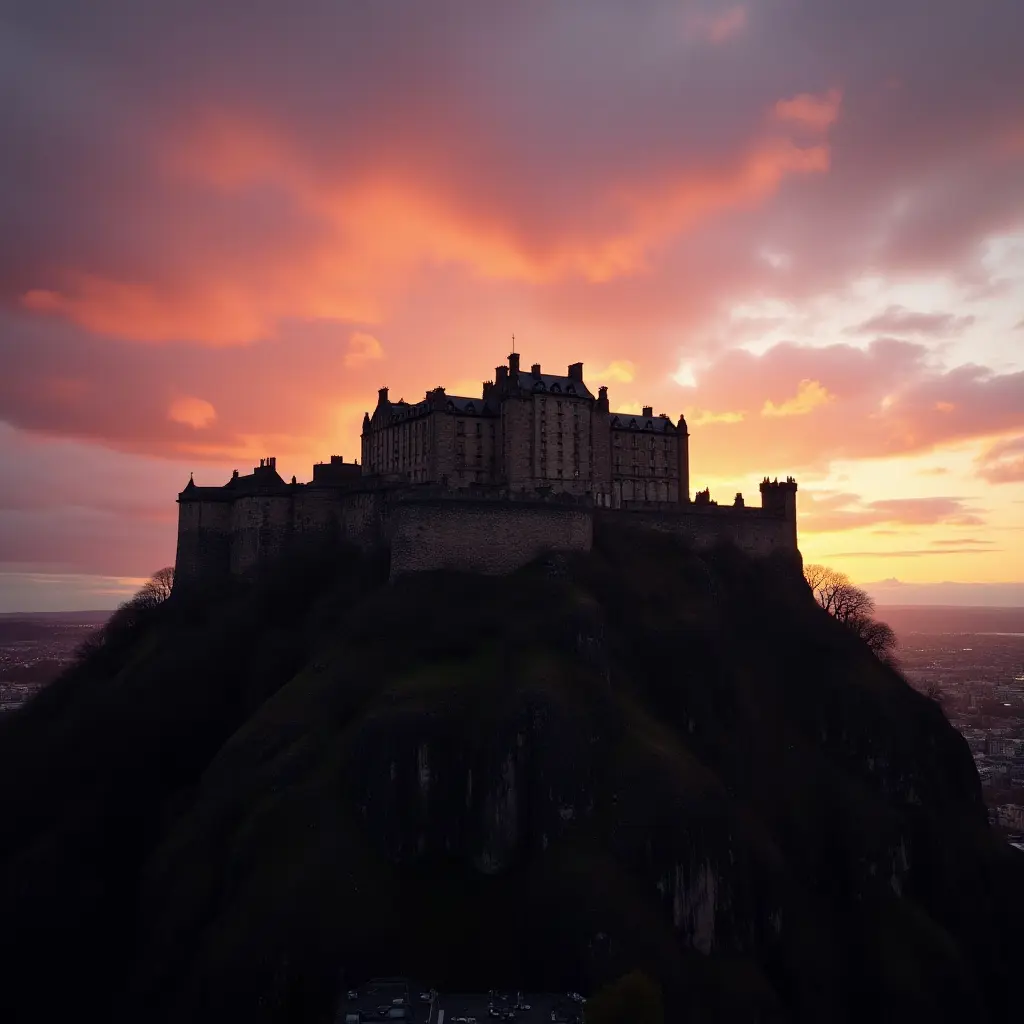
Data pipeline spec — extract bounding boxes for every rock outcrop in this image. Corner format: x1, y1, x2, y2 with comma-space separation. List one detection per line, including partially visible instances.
0, 522, 1020, 1024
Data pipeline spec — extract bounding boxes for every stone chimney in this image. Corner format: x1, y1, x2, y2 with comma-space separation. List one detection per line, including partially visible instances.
597, 386, 610, 413
568, 362, 583, 381
377, 386, 389, 406
642, 405, 653, 418
531, 362, 542, 376
508, 352, 520, 375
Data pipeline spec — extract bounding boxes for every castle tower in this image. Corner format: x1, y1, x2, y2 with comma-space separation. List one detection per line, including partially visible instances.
760, 476, 798, 547
677, 413, 690, 503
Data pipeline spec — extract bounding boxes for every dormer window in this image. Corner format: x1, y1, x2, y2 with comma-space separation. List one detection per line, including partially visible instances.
533, 380, 545, 391
567, 384, 576, 394
550, 383, 561, 393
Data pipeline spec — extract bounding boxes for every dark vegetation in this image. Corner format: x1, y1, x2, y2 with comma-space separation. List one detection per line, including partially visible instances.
804, 563, 898, 665
0, 524, 1020, 1024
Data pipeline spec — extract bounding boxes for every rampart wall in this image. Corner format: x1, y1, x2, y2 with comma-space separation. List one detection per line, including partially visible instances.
176, 486, 799, 589
389, 499, 593, 578
601, 505, 798, 560
175, 499, 232, 588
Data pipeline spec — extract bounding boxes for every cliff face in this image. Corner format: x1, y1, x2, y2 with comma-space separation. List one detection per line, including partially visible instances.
0, 524, 1020, 1024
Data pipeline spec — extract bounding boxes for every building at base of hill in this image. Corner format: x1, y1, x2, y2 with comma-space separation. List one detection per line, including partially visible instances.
175, 352, 799, 586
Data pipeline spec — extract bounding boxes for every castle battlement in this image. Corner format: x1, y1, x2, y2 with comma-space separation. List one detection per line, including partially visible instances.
174, 351, 799, 587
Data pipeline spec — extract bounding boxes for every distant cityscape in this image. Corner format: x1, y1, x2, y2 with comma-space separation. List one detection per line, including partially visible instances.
3, 604, 1023, 852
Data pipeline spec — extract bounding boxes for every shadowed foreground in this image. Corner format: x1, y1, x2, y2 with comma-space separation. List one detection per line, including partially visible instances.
0, 522, 1020, 1023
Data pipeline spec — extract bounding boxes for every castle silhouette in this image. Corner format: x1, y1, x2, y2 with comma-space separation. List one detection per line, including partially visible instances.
175, 352, 798, 585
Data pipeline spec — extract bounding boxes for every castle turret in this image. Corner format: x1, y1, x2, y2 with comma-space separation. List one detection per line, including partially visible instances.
508, 352, 520, 377
760, 476, 798, 547
677, 413, 690, 503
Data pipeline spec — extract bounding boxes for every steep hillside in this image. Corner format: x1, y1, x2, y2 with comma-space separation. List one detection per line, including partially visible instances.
0, 522, 1020, 1024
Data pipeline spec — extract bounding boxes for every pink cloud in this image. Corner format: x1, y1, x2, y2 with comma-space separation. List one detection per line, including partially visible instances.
681, 340, 1024, 481
846, 305, 976, 337
976, 435, 1024, 483
799, 491, 986, 533
774, 89, 843, 132
708, 6, 748, 43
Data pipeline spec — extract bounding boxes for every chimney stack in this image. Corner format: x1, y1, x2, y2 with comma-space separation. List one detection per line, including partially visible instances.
508, 352, 520, 375
642, 405, 653, 418
568, 362, 583, 381
531, 362, 541, 376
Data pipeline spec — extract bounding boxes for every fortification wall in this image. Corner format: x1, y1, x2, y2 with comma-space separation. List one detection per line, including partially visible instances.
175, 500, 232, 588
602, 505, 797, 559
292, 489, 387, 550
230, 495, 295, 575
389, 498, 592, 578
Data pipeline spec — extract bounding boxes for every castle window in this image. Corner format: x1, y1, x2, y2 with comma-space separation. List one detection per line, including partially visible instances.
457, 420, 465, 435
476, 422, 481, 436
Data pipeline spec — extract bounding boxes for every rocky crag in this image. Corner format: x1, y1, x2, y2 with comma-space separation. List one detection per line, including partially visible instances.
0, 522, 1020, 1023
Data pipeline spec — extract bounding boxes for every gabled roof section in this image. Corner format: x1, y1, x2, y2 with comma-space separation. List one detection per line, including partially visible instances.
444, 395, 497, 416
610, 413, 678, 434
516, 372, 594, 399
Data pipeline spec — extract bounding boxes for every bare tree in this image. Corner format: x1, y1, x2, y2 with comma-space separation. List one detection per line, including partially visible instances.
805, 563, 898, 665
74, 567, 175, 662
134, 566, 175, 608
847, 614, 899, 665
804, 563, 874, 623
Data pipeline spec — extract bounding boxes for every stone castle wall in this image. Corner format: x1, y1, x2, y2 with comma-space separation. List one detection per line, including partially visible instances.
600, 505, 798, 561
389, 498, 593, 578
176, 487, 798, 588
175, 499, 232, 588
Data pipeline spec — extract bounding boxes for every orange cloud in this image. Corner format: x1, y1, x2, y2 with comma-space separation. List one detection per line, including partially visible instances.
591, 359, 636, 383
774, 89, 843, 132
23, 275, 269, 346
690, 408, 746, 427
344, 331, 384, 368
15, 102, 837, 346
168, 395, 217, 429
761, 378, 835, 418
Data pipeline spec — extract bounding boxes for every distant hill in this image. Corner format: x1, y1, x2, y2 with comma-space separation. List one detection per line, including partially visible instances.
0, 609, 112, 624
0, 524, 1020, 1024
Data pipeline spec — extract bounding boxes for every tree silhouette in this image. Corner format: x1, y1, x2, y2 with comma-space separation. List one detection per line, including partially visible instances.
135, 566, 175, 608
74, 567, 175, 662
804, 563, 898, 664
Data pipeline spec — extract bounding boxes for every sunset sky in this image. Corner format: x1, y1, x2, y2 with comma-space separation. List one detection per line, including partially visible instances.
2, 0, 1023, 611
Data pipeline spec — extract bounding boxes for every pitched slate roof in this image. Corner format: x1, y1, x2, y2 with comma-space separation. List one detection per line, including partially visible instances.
609, 413, 678, 433
443, 395, 497, 415
515, 372, 594, 399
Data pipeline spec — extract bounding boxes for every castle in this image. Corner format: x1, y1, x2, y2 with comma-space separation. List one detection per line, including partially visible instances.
175, 351, 798, 586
